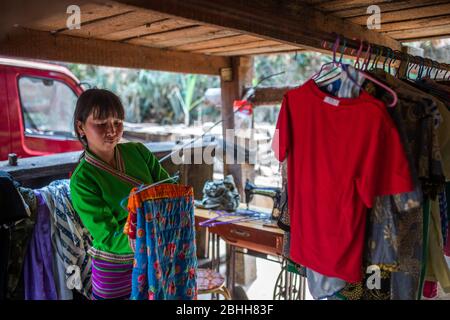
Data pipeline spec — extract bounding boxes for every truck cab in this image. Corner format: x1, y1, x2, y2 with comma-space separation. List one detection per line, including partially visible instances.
0, 57, 84, 161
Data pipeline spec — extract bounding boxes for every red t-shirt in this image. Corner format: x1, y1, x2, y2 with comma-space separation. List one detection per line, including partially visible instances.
272, 79, 414, 282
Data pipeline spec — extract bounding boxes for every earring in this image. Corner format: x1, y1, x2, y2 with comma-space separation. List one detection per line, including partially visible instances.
80, 134, 87, 145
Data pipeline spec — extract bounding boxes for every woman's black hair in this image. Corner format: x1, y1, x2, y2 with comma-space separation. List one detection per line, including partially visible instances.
73, 88, 125, 149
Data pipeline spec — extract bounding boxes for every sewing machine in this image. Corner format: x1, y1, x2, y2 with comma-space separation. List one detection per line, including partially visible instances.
244, 179, 282, 220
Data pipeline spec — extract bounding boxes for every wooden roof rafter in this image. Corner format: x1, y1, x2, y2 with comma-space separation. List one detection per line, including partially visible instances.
1, 0, 449, 76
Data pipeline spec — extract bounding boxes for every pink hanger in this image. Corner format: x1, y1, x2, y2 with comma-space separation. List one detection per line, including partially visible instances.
307, 35, 398, 107
307, 35, 341, 81
354, 39, 364, 70
358, 68, 398, 107
362, 43, 371, 71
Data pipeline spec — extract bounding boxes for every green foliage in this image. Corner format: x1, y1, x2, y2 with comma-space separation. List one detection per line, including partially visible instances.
67, 64, 220, 124
66, 51, 332, 125
253, 52, 332, 87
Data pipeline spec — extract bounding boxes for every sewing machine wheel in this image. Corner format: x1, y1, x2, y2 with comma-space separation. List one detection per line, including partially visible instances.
273, 259, 306, 300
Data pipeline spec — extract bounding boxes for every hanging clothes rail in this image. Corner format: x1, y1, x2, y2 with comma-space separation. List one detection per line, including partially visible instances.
321, 33, 450, 79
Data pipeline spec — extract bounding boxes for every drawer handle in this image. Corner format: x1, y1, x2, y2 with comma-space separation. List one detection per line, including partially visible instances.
230, 229, 250, 238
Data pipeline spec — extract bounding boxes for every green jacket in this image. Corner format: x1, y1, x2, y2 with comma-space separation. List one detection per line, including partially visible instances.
70, 142, 170, 255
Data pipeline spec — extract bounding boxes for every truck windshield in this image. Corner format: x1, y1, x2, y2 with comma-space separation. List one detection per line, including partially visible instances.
18, 76, 78, 138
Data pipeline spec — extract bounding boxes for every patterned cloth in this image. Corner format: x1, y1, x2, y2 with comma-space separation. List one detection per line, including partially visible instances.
38, 180, 93, 299
439, 191, 448, 246
334, 70, 443, 300
90, 253, 133, 300
125, 184, 198, 300
0, 170, 37, 300
4, 187, 37, 300
197, 269, 225, 291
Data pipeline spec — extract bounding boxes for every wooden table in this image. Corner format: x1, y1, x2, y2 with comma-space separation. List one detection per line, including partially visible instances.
194, 206, 289, 298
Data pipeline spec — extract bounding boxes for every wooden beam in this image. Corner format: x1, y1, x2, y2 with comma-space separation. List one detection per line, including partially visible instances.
216, 45, 299, 57
196, 40, 282, 54
331, 0, 449, 18
25, 2, 134, 32
128, 25, 238, 48
101, 18, 196, 41
386, 24, 450, 42
380, 15, 450, 33
174, 35, 262, 52
349, 3, 450, 25
0, 27, 230, 75
0, 0, 88, 38
316, 0, 390, 12
60, 10, 167, 38
116, 0, 401, 53
250, 87, 295, 106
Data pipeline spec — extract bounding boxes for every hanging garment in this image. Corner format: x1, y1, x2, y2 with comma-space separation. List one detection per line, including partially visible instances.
445, 182, 450, 257
306, 268, 346, 300
38, 180, 93, 299
125, 184, 197, 300
439, 191, 448, 246
339, 70, 446, 300
371, 71, 447, 194
423, 280, 438, 299
425, 200, 450, 293
319, 69, 421, 299
23, 191, 57, 300
412, 80, 450, 181
272, 78, 414, 282
88, 248, 134, 300
70, 142, 170, 256
299, 69, 365, 298
0, 171, 37, 300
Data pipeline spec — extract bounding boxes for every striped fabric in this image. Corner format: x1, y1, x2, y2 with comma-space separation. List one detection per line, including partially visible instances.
91, 256, 133, 300
38, 180, 93, 299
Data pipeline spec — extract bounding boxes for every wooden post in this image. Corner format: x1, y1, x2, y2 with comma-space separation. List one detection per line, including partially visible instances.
220, 56, 254, 195
220, 57, 241, 193
220, 56, 257, 293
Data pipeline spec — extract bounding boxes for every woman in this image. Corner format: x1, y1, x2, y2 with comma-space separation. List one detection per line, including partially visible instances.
70, 88, 170, 300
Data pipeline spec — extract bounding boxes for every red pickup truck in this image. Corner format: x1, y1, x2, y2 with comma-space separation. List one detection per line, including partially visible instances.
0, 57, 84, 161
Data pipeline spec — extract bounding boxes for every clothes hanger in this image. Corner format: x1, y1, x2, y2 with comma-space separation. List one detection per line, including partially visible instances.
361, 43, 371, 71
316, 37, 354, 86
383, 47, 393, 73
307, 34, 341, 82
315, 36, 398, 107
369, 46, 381, 70
425, 59, 432, 78
119, 173, 181, 210
318, 38, 365, 89
313, 36, 344, 82
433, 62, 441, 80
407, 56, 420, 80
341, 63, 398, 107
417, 56, 425, 79
354, 39, 364, 70
397, 51, 409, 79
388, 49, 399, 76
442, 65, 449, 81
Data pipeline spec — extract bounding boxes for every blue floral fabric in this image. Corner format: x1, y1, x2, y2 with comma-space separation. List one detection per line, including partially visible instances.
128, 184, 197, 300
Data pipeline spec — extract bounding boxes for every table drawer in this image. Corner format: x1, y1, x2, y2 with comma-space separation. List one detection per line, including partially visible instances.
211, 223, 283, 256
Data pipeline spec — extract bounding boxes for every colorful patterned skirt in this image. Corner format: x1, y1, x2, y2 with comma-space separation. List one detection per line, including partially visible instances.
88, 247, 134, 300
124, 183, 198, 300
